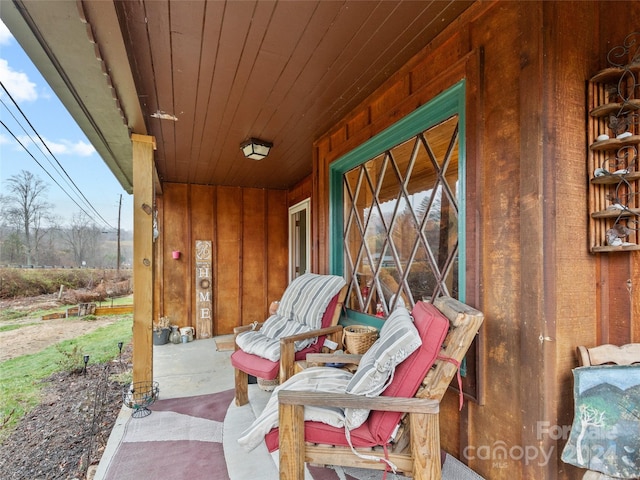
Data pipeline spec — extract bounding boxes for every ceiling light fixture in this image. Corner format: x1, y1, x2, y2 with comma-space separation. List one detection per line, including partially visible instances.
240, 137, 273, 160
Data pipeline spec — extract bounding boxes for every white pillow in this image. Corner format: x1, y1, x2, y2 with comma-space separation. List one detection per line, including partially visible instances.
344, 306, 421, 428
237, 367, 352, 451
235, 315, 313, 361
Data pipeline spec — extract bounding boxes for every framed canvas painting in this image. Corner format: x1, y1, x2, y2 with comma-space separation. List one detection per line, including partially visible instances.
561, 365, 640, 477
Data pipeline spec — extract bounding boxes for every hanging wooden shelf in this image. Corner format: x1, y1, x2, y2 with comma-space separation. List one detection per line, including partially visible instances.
591, 171, 640, 184
589, 135, 640, 151
590, 65, 640, 83
589, 99, 640, 118
587, 32, 640, 253
591, 207, 640, 219
591, 244, 640, 253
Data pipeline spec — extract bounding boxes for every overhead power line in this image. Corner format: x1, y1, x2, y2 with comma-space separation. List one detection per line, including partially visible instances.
0, 80, 115, 230
0, 119, 110, 226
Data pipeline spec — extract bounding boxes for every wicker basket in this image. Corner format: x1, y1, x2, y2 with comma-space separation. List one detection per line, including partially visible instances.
257, 377, 279, 392
343, 325, 378, 354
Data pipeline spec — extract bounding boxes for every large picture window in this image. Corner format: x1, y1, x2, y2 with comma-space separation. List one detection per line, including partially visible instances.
330, 81, 466, 324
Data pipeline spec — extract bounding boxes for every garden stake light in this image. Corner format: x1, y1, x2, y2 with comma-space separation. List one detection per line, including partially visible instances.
83, 355, 89, 375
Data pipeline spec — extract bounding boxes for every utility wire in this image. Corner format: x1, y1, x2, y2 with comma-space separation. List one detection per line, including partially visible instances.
0, 81, 115, 230
1, 119, 113, 228
0, 81, 114, 229
1, 98, 93, 215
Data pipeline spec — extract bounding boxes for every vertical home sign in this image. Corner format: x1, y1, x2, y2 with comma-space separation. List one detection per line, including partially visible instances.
195, 240, 213, 339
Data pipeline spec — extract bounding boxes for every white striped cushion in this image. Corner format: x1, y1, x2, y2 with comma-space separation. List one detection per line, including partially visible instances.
235, 315, 314, 362
344, 306, 421, 429
235, 273, 346, 361
276, 273, 346, 330
237, 367, 352, 451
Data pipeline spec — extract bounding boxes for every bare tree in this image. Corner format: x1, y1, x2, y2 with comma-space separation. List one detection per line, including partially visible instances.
63, 212, 101, 267
575, 403, 606, 465
2, 170, 52, 265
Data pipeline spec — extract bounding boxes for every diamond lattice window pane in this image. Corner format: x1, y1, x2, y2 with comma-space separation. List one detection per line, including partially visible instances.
342, 114, 460, 317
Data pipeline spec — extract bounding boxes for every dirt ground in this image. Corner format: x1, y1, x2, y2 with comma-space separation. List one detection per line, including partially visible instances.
0, 316, 119, 362
0, 293, 132, 480
0, 294, 125, 361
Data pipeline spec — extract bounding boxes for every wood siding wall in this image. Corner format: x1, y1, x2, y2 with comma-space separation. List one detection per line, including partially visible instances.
312, 2, 639, 479
155, 183, 288, 336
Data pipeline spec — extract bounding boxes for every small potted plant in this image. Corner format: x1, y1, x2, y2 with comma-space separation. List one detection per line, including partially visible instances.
153, 316, 171, 345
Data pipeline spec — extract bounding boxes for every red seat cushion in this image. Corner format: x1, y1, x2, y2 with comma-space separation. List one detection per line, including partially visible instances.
265, 301, 450, 451
319, 293, 341, 329
231, 345, 327, 380
232, 290, 343, 380
265, 420, 376, 451
367, 302, 449, 443
231, 349, 280, 379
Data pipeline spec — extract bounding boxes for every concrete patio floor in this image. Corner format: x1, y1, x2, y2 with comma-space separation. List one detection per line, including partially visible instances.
94, 336, 276, 480
93, 335, 484, 480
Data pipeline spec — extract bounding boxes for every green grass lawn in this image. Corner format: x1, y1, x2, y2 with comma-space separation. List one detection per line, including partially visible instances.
0, 315, 133, 443
0, 324, 35, 333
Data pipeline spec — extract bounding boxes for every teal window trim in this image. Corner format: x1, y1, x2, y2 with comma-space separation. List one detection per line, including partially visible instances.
329, 80, 467, 321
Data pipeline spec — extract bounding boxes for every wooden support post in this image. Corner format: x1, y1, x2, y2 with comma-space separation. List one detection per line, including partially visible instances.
278, 402, 306, 480
132, 134, 156, 386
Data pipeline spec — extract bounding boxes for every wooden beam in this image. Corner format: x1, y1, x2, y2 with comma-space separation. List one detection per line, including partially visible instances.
132, 133, 156, 385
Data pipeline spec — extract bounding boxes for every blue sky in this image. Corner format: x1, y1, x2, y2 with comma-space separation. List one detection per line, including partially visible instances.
0, 19, 133, 231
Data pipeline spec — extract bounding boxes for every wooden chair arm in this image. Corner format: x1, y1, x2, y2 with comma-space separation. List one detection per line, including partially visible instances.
305, 353, 362, 365
233, 323, 263, 335
233, 323, 263, 351
279, 325, 343, 345
278, 390, 440, 415
279, 325, 344, 382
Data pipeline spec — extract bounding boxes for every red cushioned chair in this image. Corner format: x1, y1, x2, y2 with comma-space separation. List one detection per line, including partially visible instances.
231, 282, 347, 406
275, 297, 484, 480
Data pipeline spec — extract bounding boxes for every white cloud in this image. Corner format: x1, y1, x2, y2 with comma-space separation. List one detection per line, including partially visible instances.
0, 20, 12, 45
0, 58, 38, 102
47, 138, 96, 157
43, 138, 97, 157
14, 135, 96, 157
72, 141, 96, 156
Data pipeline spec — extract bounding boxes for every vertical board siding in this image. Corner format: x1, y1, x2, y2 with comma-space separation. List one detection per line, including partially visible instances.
311, 2, 638, 479
162, 183, 190, 326
241, 189, 268, 324
215, 186, 243, 334
158, 184, 287, 336
287, 175, 312, 208
595, 7, 640, 350
268, 190, 289, 303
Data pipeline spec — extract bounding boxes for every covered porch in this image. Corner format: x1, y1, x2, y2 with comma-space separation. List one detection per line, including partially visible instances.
94, 336, 485, 480
3, 1, 640, 478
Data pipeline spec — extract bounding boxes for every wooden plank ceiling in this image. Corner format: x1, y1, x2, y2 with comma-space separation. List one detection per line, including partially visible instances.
112, 0, 472, 190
